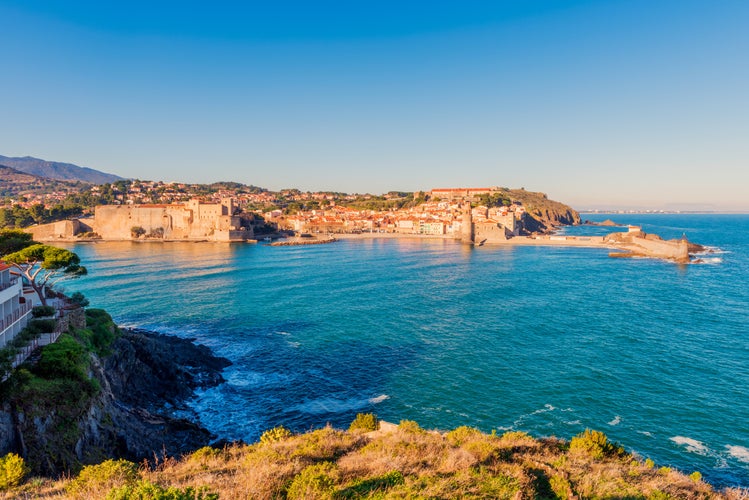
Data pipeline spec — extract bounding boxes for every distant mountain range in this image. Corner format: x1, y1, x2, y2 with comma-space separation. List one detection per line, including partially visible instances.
0, 165, 86, 198
0, 155, 124, 184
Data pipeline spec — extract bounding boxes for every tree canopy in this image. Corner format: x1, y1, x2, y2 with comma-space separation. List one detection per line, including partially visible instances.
0, 229, 35, 255
3, 244, 87, 306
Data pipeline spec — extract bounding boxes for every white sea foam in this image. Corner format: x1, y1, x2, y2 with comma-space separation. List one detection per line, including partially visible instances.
369, 394, 390, 404
295, 394, 389, 415
670, 436, 710, 455
699, 246, 729, 255
227, 371, 289, 388
637, 431, 653, 437
726, 445, 749, 463
692, 257, 723, 265
608, 415, 622, 426
564, 420, 581, 425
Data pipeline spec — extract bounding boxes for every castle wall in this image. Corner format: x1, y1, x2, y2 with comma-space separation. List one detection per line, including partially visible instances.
26, 219, 91, 241
93, 202, 251, 241
474, 221, 509, 243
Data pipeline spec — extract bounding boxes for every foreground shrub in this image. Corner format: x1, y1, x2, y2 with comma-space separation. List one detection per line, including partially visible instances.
35, 334, 88, 380
84, 309, 119, 355
569, 429, 623, 460
397, 419, 424, 434
31, 305, 56, 318
290, 426, 360, 461
29, 318, 57, 333
260, 425, 292, 445
67, 459, 139, 498
0, 452, 29, 489
349, 413, 379, 432
446, 426, 483, 446
286, 462, 338, 500
106, 480, 218, 500
188, 446, 222, 464
338, 470, 405, 498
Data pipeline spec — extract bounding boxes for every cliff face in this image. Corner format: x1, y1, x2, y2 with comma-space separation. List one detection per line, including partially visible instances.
503, 188, 581, 233
0, 325, 230, 476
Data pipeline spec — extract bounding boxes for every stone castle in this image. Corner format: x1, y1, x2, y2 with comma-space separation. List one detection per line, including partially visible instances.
26, 198, 254, 242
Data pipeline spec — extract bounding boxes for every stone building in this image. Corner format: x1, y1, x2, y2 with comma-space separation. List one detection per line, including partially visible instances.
93, 198, 253, 241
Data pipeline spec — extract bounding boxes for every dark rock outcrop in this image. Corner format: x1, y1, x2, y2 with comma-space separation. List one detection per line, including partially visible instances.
499, 188, 581, 233
0, 329, 230, 476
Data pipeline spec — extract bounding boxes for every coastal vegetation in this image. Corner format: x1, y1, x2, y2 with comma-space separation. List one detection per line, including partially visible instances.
0, 414, 741, 499
0, 308, 118, 473
3, 244, 87, 305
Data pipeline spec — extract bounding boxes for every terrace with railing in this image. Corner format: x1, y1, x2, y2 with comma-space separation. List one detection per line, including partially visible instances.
0, 276, 19, 293
0, 301, 32, 343
2, 297, 77, 375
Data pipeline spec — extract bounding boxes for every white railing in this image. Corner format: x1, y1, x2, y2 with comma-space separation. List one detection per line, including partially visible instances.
0, 277, 19, 293
0, 302, 31, 333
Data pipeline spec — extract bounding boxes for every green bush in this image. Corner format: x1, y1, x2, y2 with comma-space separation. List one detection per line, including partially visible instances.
500, 430, 532, 441
260, 425, 292, 445
84, 309, 118, 355
569, 429, 623, 460
348, 413, 379, 432
70, 291, 90, 307
0, 452, 29, 489
188, 446, 223, 464
397, 420, 423, 434
106, 480, 218, 500
35, 335, 88, 381
286, 462, 338, 500
689, 470, 702, 482
31, 305, 56, 318
446, 426, 483, 446
29, 318, 57, 333
337, 470, 404, 498
67, 459, 139, 498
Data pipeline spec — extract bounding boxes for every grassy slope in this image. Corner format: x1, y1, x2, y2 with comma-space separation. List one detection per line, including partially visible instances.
5, 421, 742, 499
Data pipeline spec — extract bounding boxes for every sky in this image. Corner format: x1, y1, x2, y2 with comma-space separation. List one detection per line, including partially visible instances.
1, 0, 747, 210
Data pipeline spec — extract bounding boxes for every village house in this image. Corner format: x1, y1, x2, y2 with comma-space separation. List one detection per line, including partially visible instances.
0, 263, 34, 349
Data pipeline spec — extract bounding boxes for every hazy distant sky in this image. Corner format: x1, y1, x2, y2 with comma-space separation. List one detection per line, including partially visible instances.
1, 1, 747, 210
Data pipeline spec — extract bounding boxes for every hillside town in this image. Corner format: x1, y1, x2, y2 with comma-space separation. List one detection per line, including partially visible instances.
20, 183, 540, 243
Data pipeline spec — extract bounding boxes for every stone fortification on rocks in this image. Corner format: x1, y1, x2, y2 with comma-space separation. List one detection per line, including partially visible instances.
605, 226, 691, 263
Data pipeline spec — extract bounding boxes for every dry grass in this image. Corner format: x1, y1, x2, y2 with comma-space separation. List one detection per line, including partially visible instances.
1, 422, 741, 499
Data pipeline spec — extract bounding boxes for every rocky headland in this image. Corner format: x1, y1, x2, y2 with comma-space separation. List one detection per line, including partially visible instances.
0, 311, 230, 476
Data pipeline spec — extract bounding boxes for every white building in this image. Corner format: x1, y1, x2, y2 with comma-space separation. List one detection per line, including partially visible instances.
0, 263, 33, 348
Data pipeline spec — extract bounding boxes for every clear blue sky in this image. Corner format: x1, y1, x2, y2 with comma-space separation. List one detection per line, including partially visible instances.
1, 0, 747, 210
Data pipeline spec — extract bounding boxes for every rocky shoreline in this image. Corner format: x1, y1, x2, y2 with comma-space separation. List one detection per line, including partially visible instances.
94, 328, 232, 466
0, 325, 231, 476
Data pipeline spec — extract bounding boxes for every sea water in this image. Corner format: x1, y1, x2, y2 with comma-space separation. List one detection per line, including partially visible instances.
60, 214, 749, 487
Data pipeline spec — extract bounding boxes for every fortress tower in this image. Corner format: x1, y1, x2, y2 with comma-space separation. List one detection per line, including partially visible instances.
461, 202, 474, 244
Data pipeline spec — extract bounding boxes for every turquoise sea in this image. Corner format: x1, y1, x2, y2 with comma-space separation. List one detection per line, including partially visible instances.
61, 214, 749, 487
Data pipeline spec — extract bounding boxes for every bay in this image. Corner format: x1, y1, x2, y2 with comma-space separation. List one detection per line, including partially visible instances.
60, 213, 749, 487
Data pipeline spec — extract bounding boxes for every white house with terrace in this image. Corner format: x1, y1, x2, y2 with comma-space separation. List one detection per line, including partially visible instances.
0, 263, 35, 349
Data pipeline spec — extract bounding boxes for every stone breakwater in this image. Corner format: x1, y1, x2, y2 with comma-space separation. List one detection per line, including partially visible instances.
270, 237, 338, 247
